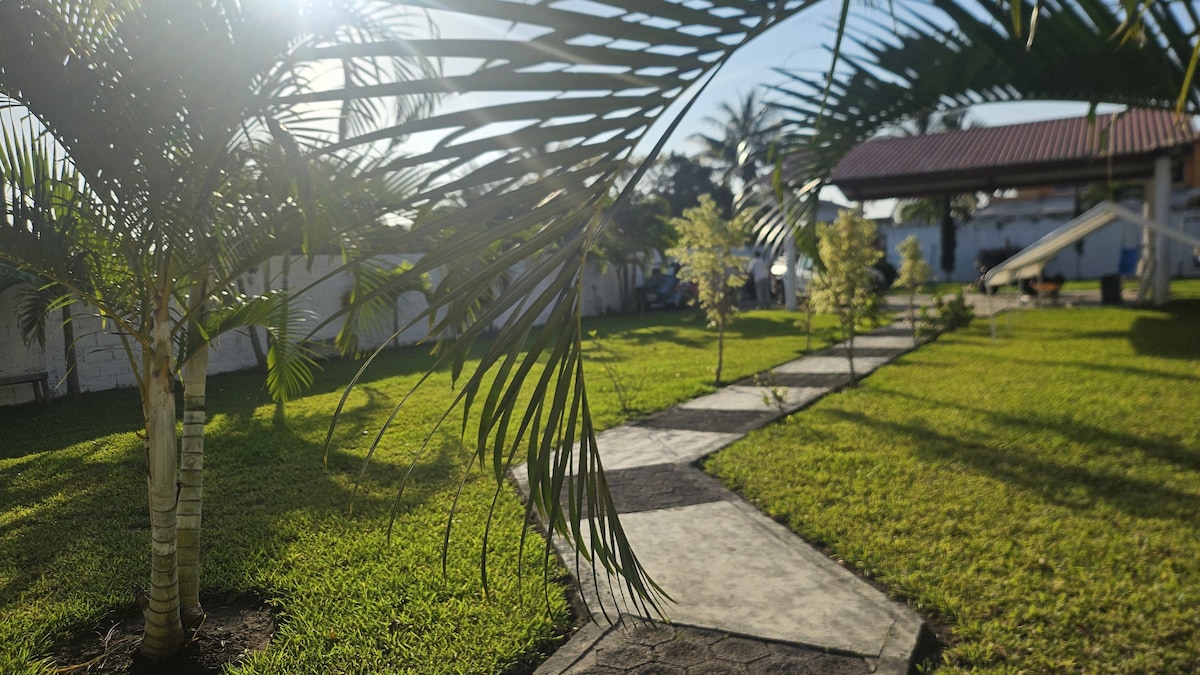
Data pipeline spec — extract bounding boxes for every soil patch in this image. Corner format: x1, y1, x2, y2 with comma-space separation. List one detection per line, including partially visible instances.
48, 592, 274, 674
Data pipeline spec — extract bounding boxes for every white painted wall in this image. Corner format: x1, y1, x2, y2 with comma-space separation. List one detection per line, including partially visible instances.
0, 254, 624, 406
879, 192, 1200, 283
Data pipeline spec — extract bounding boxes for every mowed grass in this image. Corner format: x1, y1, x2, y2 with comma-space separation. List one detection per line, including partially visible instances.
707, 279, 1200, 673
0, 308, 834, 674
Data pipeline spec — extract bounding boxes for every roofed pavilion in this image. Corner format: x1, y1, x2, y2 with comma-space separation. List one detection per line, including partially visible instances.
823, 108, 1200, 304
829, 108, 1200, 201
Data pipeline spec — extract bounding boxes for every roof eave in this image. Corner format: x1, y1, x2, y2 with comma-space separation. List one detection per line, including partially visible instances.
833, 149, 1191, 201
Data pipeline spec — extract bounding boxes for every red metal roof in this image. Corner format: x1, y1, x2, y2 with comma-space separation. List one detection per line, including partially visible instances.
829, 109, 1199, 201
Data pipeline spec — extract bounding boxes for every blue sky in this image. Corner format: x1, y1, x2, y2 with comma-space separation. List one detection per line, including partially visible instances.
635, 2, 1129, 213
651, 3, 1116, 157
409, 0, 1131, 191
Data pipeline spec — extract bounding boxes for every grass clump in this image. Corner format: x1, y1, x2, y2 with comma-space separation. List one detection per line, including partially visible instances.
0, 308, 834, 673
707, 280, 1200, 672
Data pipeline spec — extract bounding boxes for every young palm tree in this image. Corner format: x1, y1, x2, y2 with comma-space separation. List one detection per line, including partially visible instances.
3, 0, 827, 661
0, 1, 433, 656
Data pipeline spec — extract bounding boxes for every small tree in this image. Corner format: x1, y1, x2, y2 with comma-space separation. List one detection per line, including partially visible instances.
668, 194, 748, 384
896, 234, 932, 345
810, 210, 883, 384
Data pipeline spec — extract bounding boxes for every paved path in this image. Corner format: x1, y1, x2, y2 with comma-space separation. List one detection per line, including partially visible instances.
514, 320, 931, 675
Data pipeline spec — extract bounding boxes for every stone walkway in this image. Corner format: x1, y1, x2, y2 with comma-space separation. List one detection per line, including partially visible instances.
514, 320, 932, 675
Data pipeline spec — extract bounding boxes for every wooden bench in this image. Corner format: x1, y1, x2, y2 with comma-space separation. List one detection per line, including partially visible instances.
0, 372, 51, 403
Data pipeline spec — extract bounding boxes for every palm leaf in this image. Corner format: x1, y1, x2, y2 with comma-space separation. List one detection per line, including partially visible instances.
308, 0, 830, 613
768, 0, 1199, 190
5, 0, 834, 619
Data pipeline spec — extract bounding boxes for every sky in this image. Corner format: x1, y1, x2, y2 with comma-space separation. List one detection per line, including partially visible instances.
649, 3, 1118, 156
632, 3, 1128, 215
416, 0, 1116, 168
373, 0, 1139, 214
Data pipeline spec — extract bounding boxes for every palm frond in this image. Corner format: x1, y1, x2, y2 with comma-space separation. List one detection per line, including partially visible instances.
308, 0, 825, 612
770, 0, 1200, 188
5, 0, 832, 618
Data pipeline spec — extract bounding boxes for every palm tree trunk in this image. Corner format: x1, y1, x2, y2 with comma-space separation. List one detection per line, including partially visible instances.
804, 299, 814, 353
275, 252, 291, 415
141, 308, 184, 658
939, 198, 955, 278
61, 304, 80, 397
178, 343, 208, 627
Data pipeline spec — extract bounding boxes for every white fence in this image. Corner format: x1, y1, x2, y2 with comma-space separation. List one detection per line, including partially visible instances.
0, 255, 625, 406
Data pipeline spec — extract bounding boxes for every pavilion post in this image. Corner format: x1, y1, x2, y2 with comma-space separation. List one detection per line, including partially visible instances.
1152, 156, 1172, 304
1136, 157, 1171, 305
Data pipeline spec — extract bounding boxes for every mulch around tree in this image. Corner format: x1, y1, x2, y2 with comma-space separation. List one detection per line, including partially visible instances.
48, 592, 274, 674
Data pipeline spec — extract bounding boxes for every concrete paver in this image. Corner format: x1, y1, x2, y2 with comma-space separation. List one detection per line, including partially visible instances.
588, 426, 743, 471
846, 334, 918, 350
772, 355, 890, 374
524, 322, 928, 674
573, 501, 912, 656
678, 385, 826, 413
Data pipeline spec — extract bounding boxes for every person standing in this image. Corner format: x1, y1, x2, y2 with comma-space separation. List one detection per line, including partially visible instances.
748, 250, 770, 309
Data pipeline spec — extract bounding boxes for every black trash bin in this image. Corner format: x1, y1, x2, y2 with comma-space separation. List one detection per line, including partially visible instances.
1100, 274, 1122, 305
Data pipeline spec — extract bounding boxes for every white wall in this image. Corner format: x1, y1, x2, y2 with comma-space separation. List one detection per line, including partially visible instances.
880, 193, 1200, 283
0, 254, 624, 406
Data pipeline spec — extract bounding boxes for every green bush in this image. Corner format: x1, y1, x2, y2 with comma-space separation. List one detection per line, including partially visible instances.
917, 288, 975, 337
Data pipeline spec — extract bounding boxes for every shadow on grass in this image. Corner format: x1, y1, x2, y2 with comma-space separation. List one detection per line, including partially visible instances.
616, 325, 710, 349
828, 392, 1200, 522
992, 355, 1199, 384
582, 310, 813, 347
876, 384, 1200, 475
0, 342, 448, 462
0, 391, 468, 641
995, 299, 1199, 360
1129, 312, 1200, 360
0, 386, 144, 460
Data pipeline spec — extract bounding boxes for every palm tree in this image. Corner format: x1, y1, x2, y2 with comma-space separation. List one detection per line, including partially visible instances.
1, 0, 826, 660
0, 1, 435, 657
693, 90, 781, 193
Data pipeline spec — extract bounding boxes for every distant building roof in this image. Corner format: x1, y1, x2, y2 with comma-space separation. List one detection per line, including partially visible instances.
830, 109, 1199, 201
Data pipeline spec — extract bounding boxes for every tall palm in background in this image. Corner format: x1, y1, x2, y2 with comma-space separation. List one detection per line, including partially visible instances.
693, 90, 781, 194
1, 0, 825, 659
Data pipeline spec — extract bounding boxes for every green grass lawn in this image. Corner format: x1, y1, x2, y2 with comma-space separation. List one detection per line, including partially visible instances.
707, 279, 1200, 673
0, 308, 834, 674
